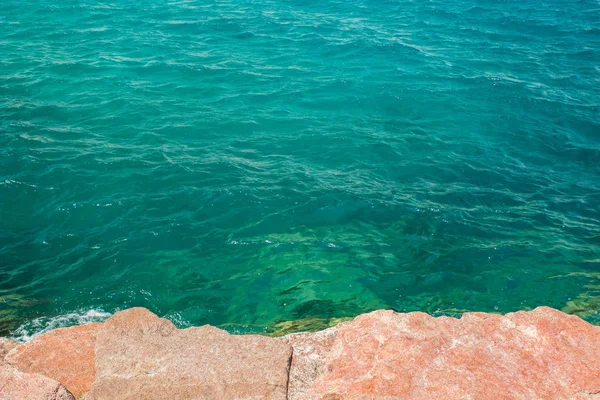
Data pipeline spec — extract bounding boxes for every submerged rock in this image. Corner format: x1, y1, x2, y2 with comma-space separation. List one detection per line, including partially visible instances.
90, 307, 292, 400
5, 323, 101, 399
0, 364, 74, 400
270, 316, 352, 337
284, 306, 600, 400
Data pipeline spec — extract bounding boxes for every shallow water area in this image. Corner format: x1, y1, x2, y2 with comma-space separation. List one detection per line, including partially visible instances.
1, 0, 599, 337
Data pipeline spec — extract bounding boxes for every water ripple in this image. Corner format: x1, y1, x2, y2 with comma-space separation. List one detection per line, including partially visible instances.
1, 0, 599, 336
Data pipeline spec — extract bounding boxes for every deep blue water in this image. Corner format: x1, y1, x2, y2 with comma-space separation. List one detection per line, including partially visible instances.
1, 0, 599, 338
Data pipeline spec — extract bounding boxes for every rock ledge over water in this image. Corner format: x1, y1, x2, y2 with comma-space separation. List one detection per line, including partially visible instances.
1, 306, 599, 399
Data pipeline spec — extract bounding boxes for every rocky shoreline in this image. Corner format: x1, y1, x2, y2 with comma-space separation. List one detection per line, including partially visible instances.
1, 306, 599, 399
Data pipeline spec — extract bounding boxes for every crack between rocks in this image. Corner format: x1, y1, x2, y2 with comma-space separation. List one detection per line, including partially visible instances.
51, 381, 70, 400
285, 345, 293, 400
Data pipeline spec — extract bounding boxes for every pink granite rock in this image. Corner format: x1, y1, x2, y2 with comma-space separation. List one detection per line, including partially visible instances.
284, 307, 600, 400
0, 338, 17, 364
90, 307, 292, 400
5, 323, 101, 399
0, 364, 75, 400
280, 328, 338, 400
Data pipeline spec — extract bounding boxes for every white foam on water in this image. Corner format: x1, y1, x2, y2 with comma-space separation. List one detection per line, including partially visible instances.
11, 309, 112, 342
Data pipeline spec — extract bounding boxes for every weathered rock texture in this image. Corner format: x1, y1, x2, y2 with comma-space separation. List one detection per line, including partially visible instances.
90, 307, 293, 400
283, 307, 600, 400
5, 323, 100, 399
0, 364, 74, 400
2, 306, 600, 400
0, 339, 17, 365
280, 328, 338, 400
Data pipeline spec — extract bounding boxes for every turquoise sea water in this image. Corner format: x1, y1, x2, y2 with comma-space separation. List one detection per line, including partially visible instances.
1, 0, 599, 338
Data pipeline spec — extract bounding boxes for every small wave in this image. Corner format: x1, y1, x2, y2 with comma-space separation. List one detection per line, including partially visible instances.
11, 309, 112, 342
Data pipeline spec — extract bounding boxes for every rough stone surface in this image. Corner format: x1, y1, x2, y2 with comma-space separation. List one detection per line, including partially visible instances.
3, 306, 600, 400
284, 307, 600, 400
5, 323, 101, 399
0, 339, 17, 365
280, 328, 337, 400
0, 364, 75, 400
90, 307, 293, 400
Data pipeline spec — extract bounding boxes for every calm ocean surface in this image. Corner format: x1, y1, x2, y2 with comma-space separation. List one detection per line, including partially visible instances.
1, 0, 599, 338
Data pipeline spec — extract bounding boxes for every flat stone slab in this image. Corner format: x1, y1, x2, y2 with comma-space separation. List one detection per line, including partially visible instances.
0, 364, 74, 400
5, 323, 101, 399
283, 306, 600, 400
90, 308, 292, 400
